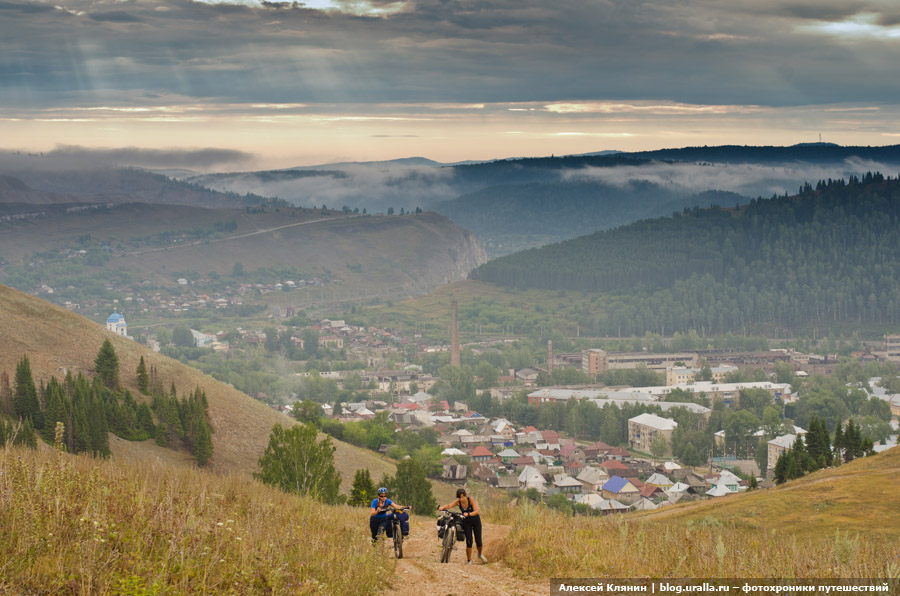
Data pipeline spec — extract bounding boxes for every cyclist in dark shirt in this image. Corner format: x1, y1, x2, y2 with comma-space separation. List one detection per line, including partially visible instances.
369, 487, 408, 543
438, 488, 487, 564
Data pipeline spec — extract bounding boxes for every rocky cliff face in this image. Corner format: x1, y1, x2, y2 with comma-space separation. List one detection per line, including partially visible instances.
410, 213, 489, 287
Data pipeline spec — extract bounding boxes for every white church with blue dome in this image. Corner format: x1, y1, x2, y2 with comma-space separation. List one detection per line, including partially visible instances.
106, 309, 128, 337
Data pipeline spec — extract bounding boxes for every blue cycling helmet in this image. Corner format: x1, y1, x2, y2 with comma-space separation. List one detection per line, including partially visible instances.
377, 487, 388, 495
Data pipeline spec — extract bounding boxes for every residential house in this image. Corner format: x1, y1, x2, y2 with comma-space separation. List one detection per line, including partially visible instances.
498, 448, 520, 465
596, 499, 630, 515
584, 440, 612, 461
640, 483, 665, 501
574, 493, 605, 510
645, 473, 673, 489
441, 459, 468, 484
576, 466, 610, 493
705, 484, 731, 497
710, 469, 743, 493
511, 455, 539, 471
632, 497, 659, 511
496, 475, 519, 492
597, 459, 628, 475
564, 460, 585, 477
518, 466, 547, 493
551, 474, 584, 497
492, 419, 517, 442
558, 444, 586, 466
468, 446, 495, 463
470, 463, 498, 484
600, 476, 641, 505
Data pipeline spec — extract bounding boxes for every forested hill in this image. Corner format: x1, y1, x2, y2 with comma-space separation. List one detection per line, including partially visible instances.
627, 143, 900, 164
470, 173, 900, 336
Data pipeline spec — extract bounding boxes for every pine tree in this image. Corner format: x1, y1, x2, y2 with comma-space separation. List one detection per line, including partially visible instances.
94, 339, 120, 389
0, 371, 13, 417
136, 357, 150, 394
135, 403, 155, 437
832, 422, 844, 462
13, 355, 43, 431
42, 378, 69, 446
16, 417, 38, 449
786, 445, 804, 480
349, 468, 377, 507
193, 418, 213, 467
90, 391, 110, 457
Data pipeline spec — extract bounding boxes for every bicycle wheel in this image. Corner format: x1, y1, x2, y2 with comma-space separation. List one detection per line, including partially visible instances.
393, 520, 403, 559
440, 523, 454, 563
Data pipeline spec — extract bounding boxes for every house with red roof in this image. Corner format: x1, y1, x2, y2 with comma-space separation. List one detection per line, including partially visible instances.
584, 441, 612, 461
597, 459, 627, 471
558, 444, 586, 465
564, 460, 585, 476
640, 483, 665, 500
468, 445, 495, 462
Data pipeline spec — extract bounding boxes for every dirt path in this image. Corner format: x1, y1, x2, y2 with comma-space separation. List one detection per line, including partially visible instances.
123, 214, 359, 256
381, 518, 547, 596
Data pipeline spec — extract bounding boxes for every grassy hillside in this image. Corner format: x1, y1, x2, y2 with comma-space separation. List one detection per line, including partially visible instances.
502, 447, 900, 578
0, 284, 397, 491
0, 444, 393, 594
0, 206, 486, 307
637, 445, 900, 536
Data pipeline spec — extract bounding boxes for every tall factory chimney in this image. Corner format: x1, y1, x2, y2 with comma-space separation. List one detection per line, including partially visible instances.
547, 340, 554, 374
450, 299, 460, 367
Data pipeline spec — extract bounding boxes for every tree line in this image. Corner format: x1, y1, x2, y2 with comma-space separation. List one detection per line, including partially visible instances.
0, 341, 213, 466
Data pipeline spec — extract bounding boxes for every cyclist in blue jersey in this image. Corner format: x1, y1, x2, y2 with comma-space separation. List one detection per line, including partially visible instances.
369, 487, 409, 543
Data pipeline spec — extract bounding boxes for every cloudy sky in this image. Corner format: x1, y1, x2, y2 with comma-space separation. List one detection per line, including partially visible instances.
2, 0, 900, 169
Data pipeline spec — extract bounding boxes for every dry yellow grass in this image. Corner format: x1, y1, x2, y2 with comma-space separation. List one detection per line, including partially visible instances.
636, 445, 900, 538
0, 442, 395, 594
502, 447, 900, 579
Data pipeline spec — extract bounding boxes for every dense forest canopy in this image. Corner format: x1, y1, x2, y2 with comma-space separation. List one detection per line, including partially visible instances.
471, 173, 900, 336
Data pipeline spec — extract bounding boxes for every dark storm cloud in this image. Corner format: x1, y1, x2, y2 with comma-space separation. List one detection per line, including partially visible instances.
0, 1, 54, 13
2, 0, 899, 112
89, 11, 144, 23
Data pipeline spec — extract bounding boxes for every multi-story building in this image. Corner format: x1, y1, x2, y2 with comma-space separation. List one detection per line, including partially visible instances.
582, 349, 698, 375
628, 413, 678, 455
767, 434, 799, 472
665, 365, 738, 386
884, 335, 900, 362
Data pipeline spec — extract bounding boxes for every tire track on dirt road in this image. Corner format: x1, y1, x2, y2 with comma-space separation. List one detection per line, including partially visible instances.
381, 518, 546, 596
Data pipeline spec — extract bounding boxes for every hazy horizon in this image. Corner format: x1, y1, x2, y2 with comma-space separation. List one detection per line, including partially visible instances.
3, 0, 900, 170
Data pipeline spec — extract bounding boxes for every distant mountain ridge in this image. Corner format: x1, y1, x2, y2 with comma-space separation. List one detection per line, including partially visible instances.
1, 167, 278, 209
